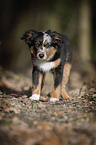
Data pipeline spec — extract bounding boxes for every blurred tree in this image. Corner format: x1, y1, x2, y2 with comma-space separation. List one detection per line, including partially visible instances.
78, 0, 95, 77
91, 0, 96, 68
79, 0, 91, 63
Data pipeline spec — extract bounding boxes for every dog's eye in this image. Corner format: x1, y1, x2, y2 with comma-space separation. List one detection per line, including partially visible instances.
45, 44, 50, 48
44, 43, 50, 48
36, 44, 39, 47
44, 41, 50, 48
36, 41, 41, 47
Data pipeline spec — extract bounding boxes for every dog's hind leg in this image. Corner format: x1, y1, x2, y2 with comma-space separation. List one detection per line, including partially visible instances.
50, 67, 62, 102
61, 63, 71, 99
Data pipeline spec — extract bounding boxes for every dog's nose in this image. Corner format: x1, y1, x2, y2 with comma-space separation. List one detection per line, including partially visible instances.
39, 53, 44, 59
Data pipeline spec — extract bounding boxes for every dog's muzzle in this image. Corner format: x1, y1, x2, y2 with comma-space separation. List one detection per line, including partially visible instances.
37, 47, 47, 60
39, 53, 44, 59
37, 52, 47, 60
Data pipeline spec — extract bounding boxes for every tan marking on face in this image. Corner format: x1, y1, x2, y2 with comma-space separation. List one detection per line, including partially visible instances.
44, 40, 48, 46
32, 74, 43, 95
38, 41, 40, 45
61, 63, 71, 99
30, 46, 35, 56
46, 46, 56, 60
51, 85, 61, 99
53, 58, 61, 68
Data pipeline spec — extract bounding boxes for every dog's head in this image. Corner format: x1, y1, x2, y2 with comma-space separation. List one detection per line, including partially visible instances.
21, 30, 61, 61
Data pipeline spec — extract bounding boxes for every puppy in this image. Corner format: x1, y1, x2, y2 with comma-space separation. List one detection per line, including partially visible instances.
21, 30, 72, 102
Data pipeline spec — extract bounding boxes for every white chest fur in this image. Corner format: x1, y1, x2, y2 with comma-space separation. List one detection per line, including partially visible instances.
38, 61, 55, 72
34, 59, 61, 72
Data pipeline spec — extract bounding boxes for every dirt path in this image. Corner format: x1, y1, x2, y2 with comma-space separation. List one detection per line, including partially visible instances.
0, 68, 96, 145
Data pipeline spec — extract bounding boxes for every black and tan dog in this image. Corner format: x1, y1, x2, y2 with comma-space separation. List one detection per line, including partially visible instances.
21, 30, 72, 102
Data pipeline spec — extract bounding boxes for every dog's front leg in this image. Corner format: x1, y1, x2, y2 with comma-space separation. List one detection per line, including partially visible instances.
29, 66, 43, 101
50, 69, 62, 102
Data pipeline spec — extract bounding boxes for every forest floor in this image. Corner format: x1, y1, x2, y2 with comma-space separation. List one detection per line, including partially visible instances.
0, 66, 96, 145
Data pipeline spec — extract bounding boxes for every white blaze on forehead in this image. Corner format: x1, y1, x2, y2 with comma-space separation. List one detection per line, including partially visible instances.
43, 33, 52, 43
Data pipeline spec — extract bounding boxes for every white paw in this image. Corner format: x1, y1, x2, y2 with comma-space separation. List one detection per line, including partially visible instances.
29, 94, 40, 101
50, 98, 59, 102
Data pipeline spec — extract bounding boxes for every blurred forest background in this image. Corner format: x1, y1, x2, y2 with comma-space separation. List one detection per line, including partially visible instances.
0, 0, 96, 87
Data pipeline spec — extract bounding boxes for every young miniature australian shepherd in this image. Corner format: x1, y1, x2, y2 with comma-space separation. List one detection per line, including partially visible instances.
21, 30, 72, 102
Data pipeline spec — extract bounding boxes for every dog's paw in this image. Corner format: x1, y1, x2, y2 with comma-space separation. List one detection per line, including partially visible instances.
62, 94, 72, 100
29, 94, 40, 101
40, 95, 49, 102
50, 98, 59, 102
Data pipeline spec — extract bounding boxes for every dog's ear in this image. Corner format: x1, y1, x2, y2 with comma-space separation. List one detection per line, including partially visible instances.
49, 31, 61, 42
21, 30, 38, 45
53, 35, 61, 41
52, 34, 61, 44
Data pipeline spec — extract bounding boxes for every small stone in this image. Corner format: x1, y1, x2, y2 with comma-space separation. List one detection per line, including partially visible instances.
23, 86, 30, 91
33, 121, 38, 126
12, 117, 19, 125
22, 95, 28, 98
